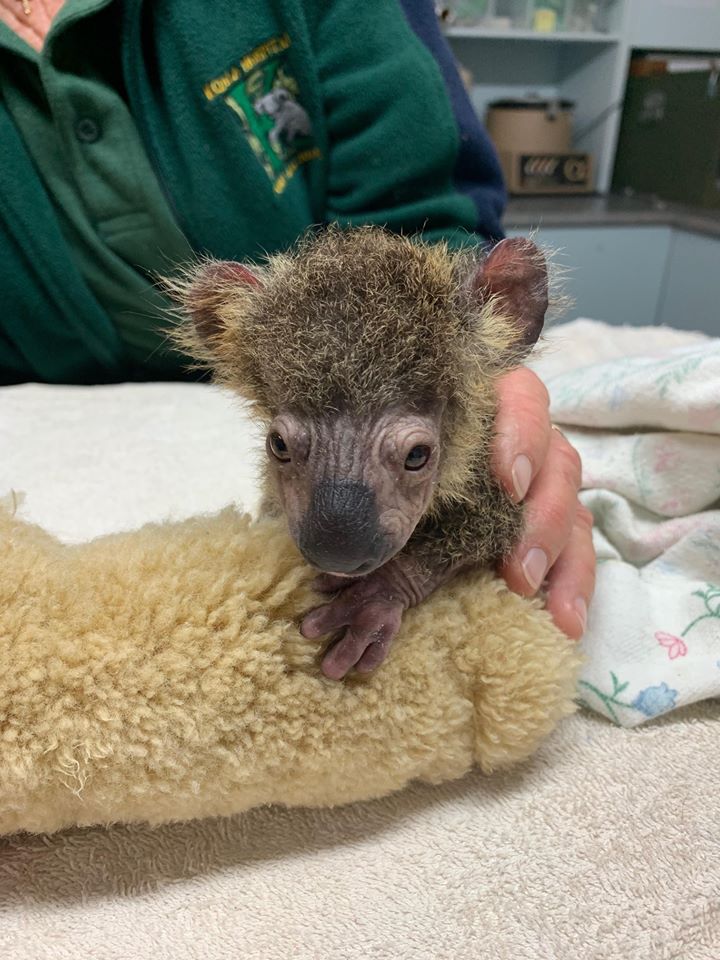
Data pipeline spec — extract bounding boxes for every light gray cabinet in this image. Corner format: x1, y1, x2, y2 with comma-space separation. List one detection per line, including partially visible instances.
658, 232, 720, 334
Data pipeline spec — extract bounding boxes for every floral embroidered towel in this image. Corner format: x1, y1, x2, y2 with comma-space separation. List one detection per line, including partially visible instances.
545, 338, 720, 726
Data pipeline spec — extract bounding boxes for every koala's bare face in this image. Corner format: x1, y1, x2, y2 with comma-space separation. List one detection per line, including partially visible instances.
266, 406, 443, 575
168, 228, 550, 587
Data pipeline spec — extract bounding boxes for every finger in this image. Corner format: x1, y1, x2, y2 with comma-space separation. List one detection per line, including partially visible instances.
321, 602, 403, 679
492, 367, 552, 502
301, 597, 357, 639
355, 606, 403, 673
354, 638, 392, 674
321, 628, 370, 680
545, 506, 596, 640
499, 428, 582, 596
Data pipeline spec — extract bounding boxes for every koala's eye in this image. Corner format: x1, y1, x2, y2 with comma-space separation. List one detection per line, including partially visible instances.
404, 445, 431, 471
269, 432, 291, 463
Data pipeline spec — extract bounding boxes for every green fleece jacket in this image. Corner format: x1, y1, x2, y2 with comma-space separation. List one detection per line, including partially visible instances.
0, 0, 505, 384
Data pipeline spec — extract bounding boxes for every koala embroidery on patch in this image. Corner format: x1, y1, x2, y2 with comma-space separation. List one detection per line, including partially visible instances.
254, 88, 312, 151
203, 34, 320, 194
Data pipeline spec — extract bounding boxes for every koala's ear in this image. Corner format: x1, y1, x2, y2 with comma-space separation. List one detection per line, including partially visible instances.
165, 259, 261, 346
470, 237, 548, 348
162, 260, 262, 373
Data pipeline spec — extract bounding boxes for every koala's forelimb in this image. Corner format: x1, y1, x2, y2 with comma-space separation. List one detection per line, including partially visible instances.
301, 549, 464, 680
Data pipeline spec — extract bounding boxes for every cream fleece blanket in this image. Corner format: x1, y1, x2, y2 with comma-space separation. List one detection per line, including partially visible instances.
0, 320, 718, 959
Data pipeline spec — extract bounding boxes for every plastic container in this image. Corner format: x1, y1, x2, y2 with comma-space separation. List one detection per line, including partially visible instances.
532, 0, 567, 31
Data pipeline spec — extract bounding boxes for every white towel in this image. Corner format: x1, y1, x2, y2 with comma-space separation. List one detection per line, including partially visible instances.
538, 332, 720, 726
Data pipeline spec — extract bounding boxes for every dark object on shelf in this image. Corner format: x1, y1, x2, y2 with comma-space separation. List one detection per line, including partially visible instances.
612, 54, 720, 210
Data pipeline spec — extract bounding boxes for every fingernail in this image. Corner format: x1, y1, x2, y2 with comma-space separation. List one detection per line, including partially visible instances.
522, 547, 548, 593
574, 596, 588, 635
511, 454, 532, 501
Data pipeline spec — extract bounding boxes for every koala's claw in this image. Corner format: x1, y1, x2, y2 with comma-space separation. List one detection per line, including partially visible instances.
300, 577, 406, 680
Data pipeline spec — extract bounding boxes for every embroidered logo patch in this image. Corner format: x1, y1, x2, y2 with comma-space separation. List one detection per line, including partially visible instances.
203, 34, 320, 195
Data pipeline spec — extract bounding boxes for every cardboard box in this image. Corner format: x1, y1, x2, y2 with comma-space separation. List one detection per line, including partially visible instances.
487, 101, 573, 154
500, 152, 594, 194
486, 99, 594, 194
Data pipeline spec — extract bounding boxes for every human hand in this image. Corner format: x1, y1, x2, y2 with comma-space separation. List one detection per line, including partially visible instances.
491, 367, 596, 640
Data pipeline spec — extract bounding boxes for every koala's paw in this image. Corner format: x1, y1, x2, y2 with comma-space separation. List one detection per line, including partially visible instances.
300, 571, 407, 680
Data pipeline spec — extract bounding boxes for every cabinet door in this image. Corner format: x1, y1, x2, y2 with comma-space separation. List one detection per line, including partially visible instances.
658, 231, 720, 336
507, 226, 672, 326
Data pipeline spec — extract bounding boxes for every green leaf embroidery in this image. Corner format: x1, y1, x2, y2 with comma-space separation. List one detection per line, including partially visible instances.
577, 674, 637, 725
682, 582, 720, 637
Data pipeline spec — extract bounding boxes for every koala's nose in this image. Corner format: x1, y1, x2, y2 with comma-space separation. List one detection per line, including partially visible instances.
298, 479, 386, 573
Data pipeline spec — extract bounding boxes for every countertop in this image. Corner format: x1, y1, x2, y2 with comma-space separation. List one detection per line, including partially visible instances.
504, 194, 720, 238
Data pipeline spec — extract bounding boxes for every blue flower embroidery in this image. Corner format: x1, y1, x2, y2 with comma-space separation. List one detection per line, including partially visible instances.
631, 683, 678, 717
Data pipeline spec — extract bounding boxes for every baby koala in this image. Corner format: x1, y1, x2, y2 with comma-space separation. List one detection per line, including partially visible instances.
169, 226, 548, 679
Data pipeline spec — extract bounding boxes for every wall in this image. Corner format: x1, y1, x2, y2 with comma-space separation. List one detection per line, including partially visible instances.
626, 0, 720, 51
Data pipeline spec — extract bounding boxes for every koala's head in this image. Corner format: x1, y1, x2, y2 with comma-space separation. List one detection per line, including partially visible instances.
255, 88, 290, 116
167, 228, 548, 575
